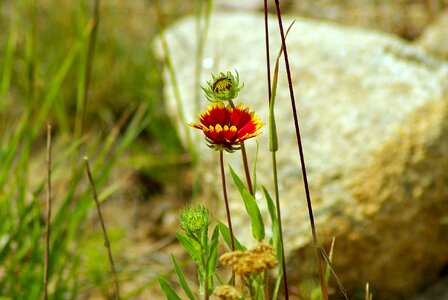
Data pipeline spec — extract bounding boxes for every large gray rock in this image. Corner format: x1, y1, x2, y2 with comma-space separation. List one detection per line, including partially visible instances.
215, 0, 441, 39
416, 10, 448, 60
154, 13, 448, 297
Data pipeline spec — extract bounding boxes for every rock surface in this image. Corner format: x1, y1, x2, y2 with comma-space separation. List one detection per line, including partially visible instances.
215, 0, 443, 39
416, 10, 448, 60
154, 13, 448, 298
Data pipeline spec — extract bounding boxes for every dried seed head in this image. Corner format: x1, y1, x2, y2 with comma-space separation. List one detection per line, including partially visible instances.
250, 244, 277, 270
219, 244, 278, 277
213, 285, 242, 300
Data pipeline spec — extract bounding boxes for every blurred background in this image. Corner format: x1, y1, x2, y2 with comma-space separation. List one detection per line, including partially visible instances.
0, 0, 447, 299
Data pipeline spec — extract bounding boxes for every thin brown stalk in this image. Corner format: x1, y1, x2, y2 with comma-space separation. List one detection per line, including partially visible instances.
84, 157, 121, 300
219, 150, 235, 252
42, 124, 52, 300
267, 20, 296, 300
263, 270, 269, 300
239, 142, 254, 195
272, 1, 328, 299
80, 0, 101, 134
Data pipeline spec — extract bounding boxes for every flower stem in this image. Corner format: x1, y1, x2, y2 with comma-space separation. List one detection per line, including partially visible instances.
202, 246, 209, 300
263, 269, 269, 300
228, 99, 254, 195
272, 1, 328, 299
219, 150, 235, 251
272, 151, 289, 299
240, 141, 254, 195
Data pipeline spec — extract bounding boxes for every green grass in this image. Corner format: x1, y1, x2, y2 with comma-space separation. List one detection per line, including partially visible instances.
0, 1, 190, 299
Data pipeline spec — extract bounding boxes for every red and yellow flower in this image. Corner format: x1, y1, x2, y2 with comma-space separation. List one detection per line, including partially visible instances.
189, 103, 263, 152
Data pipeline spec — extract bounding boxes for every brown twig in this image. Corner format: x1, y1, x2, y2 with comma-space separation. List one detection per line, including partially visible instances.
42, 124, 52, 300
84, 157, 121, 300
272, 1, 328, 299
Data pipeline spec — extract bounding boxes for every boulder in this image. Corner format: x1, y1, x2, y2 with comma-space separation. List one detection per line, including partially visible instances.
154, 13, 448, 297
416, 10, 448, 60
214, 0, 441, 39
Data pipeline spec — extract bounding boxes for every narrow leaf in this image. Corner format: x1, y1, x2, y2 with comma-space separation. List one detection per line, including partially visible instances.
217, 222, 245, 251
229, 167, 265, 241
206, 226, 220, 293
229, 166, 245, 194
242, 189, 265, 241
158, 277, 182, 300
263, 186, 279, 249
207, 225, 220, 277
176, 232, 202, 266
269, 21, 295, 152
171, 255, 196, 300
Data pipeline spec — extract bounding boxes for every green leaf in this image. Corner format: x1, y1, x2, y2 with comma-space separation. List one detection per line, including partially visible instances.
229, 166, 246, 194
176, 232, 202, 266
171, 255, 196, 300
242, 189, 265, 241
263, 186, 279, 249
158, 277, 183, 300
229, 167, 265, 241
206, 225, 220, 294
217, 221, 246, 251
269, 21, 295, 153
207, 225, 220, 277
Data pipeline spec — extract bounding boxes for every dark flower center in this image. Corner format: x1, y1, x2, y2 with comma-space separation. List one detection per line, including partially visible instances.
212, 77, 232, 93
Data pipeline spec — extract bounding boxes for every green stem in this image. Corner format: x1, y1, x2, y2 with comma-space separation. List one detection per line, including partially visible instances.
272, 151, 289, 299
201, 239, 209, 300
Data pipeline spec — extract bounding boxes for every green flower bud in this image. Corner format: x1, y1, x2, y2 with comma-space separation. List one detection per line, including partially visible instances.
179, 205, 211, 234
202, 70, 244, 102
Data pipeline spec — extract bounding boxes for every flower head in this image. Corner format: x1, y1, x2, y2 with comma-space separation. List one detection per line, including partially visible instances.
202, 71, 243, 102
189, 103, 263, 152
179, 205, 211, 234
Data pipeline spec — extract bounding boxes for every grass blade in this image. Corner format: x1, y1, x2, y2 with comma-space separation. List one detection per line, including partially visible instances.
171, 254, 196, 300
158, 277, 183, 300
217, 222, 245, 251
